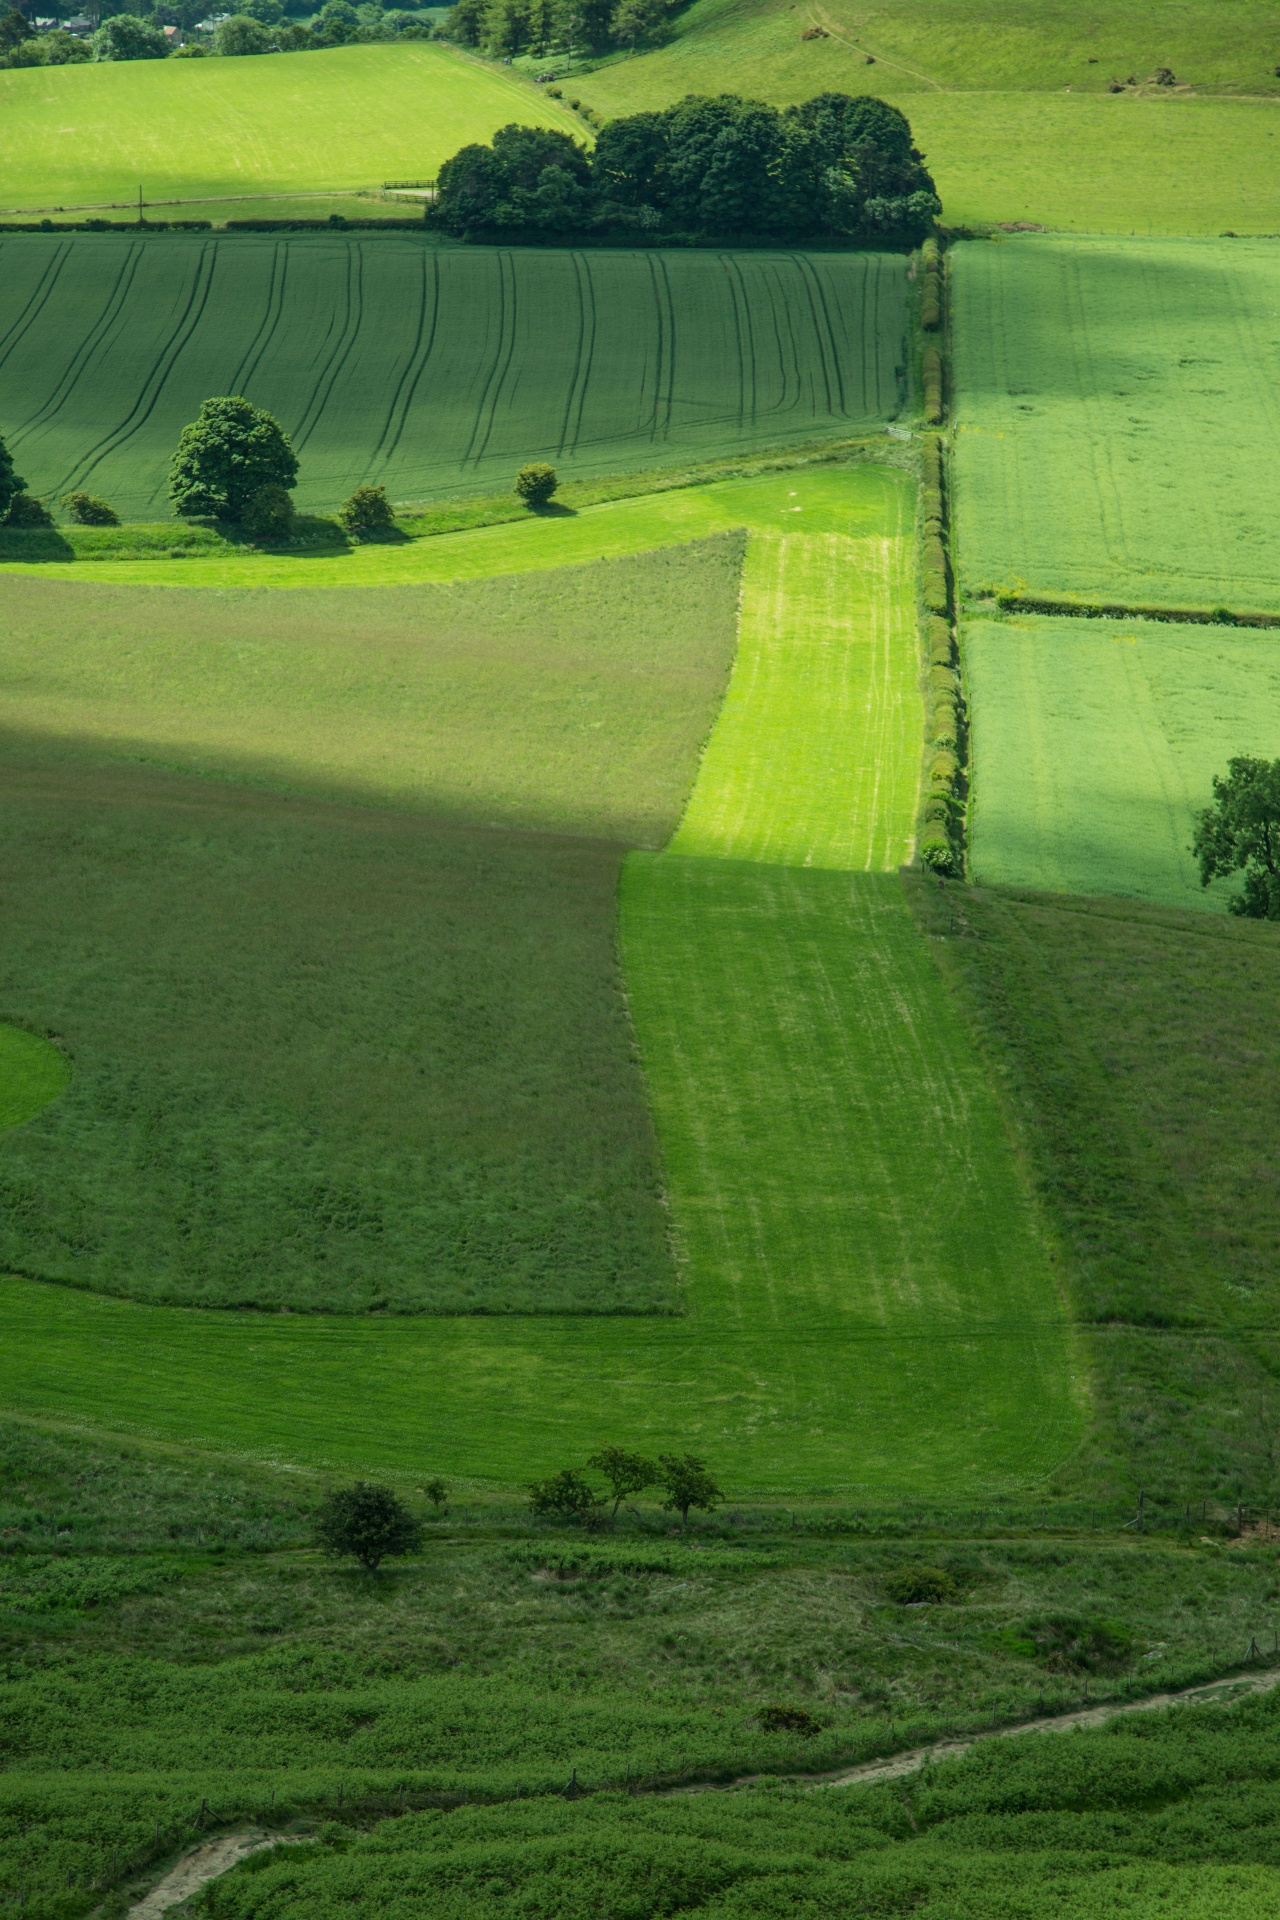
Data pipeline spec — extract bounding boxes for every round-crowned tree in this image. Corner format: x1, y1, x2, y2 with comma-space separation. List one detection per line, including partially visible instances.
515, 462, 558, 509
169, 396, 298, 523
315, 1481, 424, 1572
338, 483, 396, 539
63, 491, 120, 527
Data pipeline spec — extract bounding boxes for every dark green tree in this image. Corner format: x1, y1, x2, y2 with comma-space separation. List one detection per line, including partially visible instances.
338, 483, 396, 538
443, 0, 484, 42
92, 12, 170, 56
515, 461, 557, 507
214, 13, 272, 51
590, 108, 668, 218
586, 1446, 658, 1520
62, 491, 120, 525
313, 0, 359, 40
168, 396, 298, 521
0, 7, 34, 50
657, 1452, 724, 1527
423, 1477, 449, 1514
528, 1468, 599, 1522
1192, 755, 1280, 919
5, 492, 53, 527
315, 1481, 424, 1571
241, 481, 295, 538
0, 430, 27, 520
433, 123, 589, 236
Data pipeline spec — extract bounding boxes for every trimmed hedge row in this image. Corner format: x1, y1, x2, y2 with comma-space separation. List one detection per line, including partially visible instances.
920, 235, 942, 331
922, 344, 944, 425
0, 218, 214, 232
918, 436, 963, 877
224, 217, 426, 231
998, 589, 1280, 629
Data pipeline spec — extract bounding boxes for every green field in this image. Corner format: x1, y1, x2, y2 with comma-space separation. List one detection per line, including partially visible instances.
953, 237, 1280, 612
923, 881, 1280, 1501
0, 236, 907, 517
0, 464, 1082, 1494
0, 43, 581, 212
0, 539, 745, 1313
965, 614, 1280, 907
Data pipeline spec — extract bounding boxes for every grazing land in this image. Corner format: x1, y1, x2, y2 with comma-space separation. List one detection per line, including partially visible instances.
0, 539, 747, 1314
953, 237, 1280, 611
0, 44, 581, 213
0, 237, 907, 516
919, 882, 1280, 1504
964, 614, 1280, 907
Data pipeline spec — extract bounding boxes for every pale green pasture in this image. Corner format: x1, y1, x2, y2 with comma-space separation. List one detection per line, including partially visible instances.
0, 43, 580, 209
0, 467, 905, 589
0, 1027, 69, 1133
966, 615, 1280, 906
672, 519, 920, 870
953, 236, 1280, 612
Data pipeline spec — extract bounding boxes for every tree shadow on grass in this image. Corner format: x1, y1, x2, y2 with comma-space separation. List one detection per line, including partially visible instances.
0, 528, 77, 563
526, 502, 578, 519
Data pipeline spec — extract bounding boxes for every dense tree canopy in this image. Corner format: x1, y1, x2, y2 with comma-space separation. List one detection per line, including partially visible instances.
168, 396, 298, 522
1192, 755, 1280, 918
431, 94, 940, 244
92, 12, 170, 57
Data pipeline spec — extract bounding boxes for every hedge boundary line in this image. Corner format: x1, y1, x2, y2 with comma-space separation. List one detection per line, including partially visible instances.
0, 217, 428, 234
920, 234, 942, 331
918, 430, 965, 879
998, 590, 1280, 629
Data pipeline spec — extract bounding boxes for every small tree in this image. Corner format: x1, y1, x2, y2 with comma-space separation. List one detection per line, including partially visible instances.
656, 1452, 724, 1528
92, 13, 170, 57
528, 1468, 599, 1523
214, 13, 272, 51
5, 492, 53, 528
0, 430, 26, 521
241, 481, 295, 539
423, 1477, 449, 1515
1192, 755, 1280, 919
586, 1445, 658, 1521
169, 396, 298, 522
515, 462, 558, 508
315, 1481, 423, 1571
338, 483, 396, 539
63, 491, 120, 526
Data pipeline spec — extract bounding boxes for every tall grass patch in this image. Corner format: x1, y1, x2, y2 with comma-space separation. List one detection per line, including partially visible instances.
0, 236, 907, 517
954, 237, 1280, 611
965, 614, 1280, 906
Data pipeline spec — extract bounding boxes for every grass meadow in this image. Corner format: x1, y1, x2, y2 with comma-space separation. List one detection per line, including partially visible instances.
0, 43, 581, 212
0, 236, 907, 516
0, 1027, 67, 1132
964, 614, 1280, 907
953, 237, 1280, 611
919, 881, 1280, 1503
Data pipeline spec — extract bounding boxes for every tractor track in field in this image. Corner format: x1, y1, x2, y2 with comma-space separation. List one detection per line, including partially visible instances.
126, 1666, 1280, 1916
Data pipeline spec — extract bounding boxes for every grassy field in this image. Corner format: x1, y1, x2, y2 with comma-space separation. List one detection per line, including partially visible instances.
0, 538, 748, 1314
0, 235, 907, 517
0, 1027, 68, 1133
0, 43, 581, 212
964, 614, 1280, 908
919, 881, 1280, 1504
0, 536, 744, 840
953, 237, 1280, 611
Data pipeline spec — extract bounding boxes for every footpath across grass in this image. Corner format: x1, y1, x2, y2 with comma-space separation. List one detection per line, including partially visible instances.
953, 236, 1280, 611
964, 613, 1280, 908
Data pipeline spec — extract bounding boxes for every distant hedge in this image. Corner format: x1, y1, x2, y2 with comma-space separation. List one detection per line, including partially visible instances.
431, 93, 940, 247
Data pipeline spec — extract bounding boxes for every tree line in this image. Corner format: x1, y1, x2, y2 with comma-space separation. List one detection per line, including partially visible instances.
0, 0, 433, 66
445, 0, 671, 64
431, 93, 941, 245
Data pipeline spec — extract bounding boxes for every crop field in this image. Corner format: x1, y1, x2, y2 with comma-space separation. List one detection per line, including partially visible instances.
953, 237, 1280, 612
964, 614, 1280, 908
0, 43, 581, 212
0, 236, 908, 516
0, 465, 1081, 1494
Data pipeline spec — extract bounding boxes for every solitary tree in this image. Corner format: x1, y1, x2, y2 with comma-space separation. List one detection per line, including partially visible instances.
528, 1468, 599, 1523
338, 483, 396, 539
315, 1481, 424, 1571
1192, 755, 1280, 919
169, 396, 298, 522
0, 430, 27, 521
423, 1477, 449, 1515
657, 1452, 724, 1528
586, 1446, 658, 1521
515, 462, 558, 508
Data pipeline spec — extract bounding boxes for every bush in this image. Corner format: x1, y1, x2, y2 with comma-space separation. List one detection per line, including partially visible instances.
920, 833, 959, 876
241, 483, 295, 539
922, 432, 944, 490
1021, 1614, 1135, 1673
169, 395, 298, 522
923, 569, 948, 616
62, 491, 120, 526
315, 1481, 423, 1571
882, 1563, 960, 1604
5, 492, 53, 528
528, 1469, 600, 1524
758, 1705, 821, 1736
515, 462, 558, 509
927, 615, 952, 665
922, 345, 944, 425
338, 483, 396, 538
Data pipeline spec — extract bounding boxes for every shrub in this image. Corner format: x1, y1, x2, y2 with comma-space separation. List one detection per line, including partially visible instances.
528, 1469, 600, 1524
1021, 1614, 1135, 1673
882, 1562, 960, 1604
515, 462, 558, 508
62, 491, 120, 526
927, 615, 952, 665
922, 432, 944, 490
241, 483, 295, 539
338, 483, 396, 539
928, 749, 959, 785
920, 833, 959, 876
315, 1482, 424, 1571
923, 570, 948, 616
758, 1704, 821, 1736
5, 492, 53, 528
